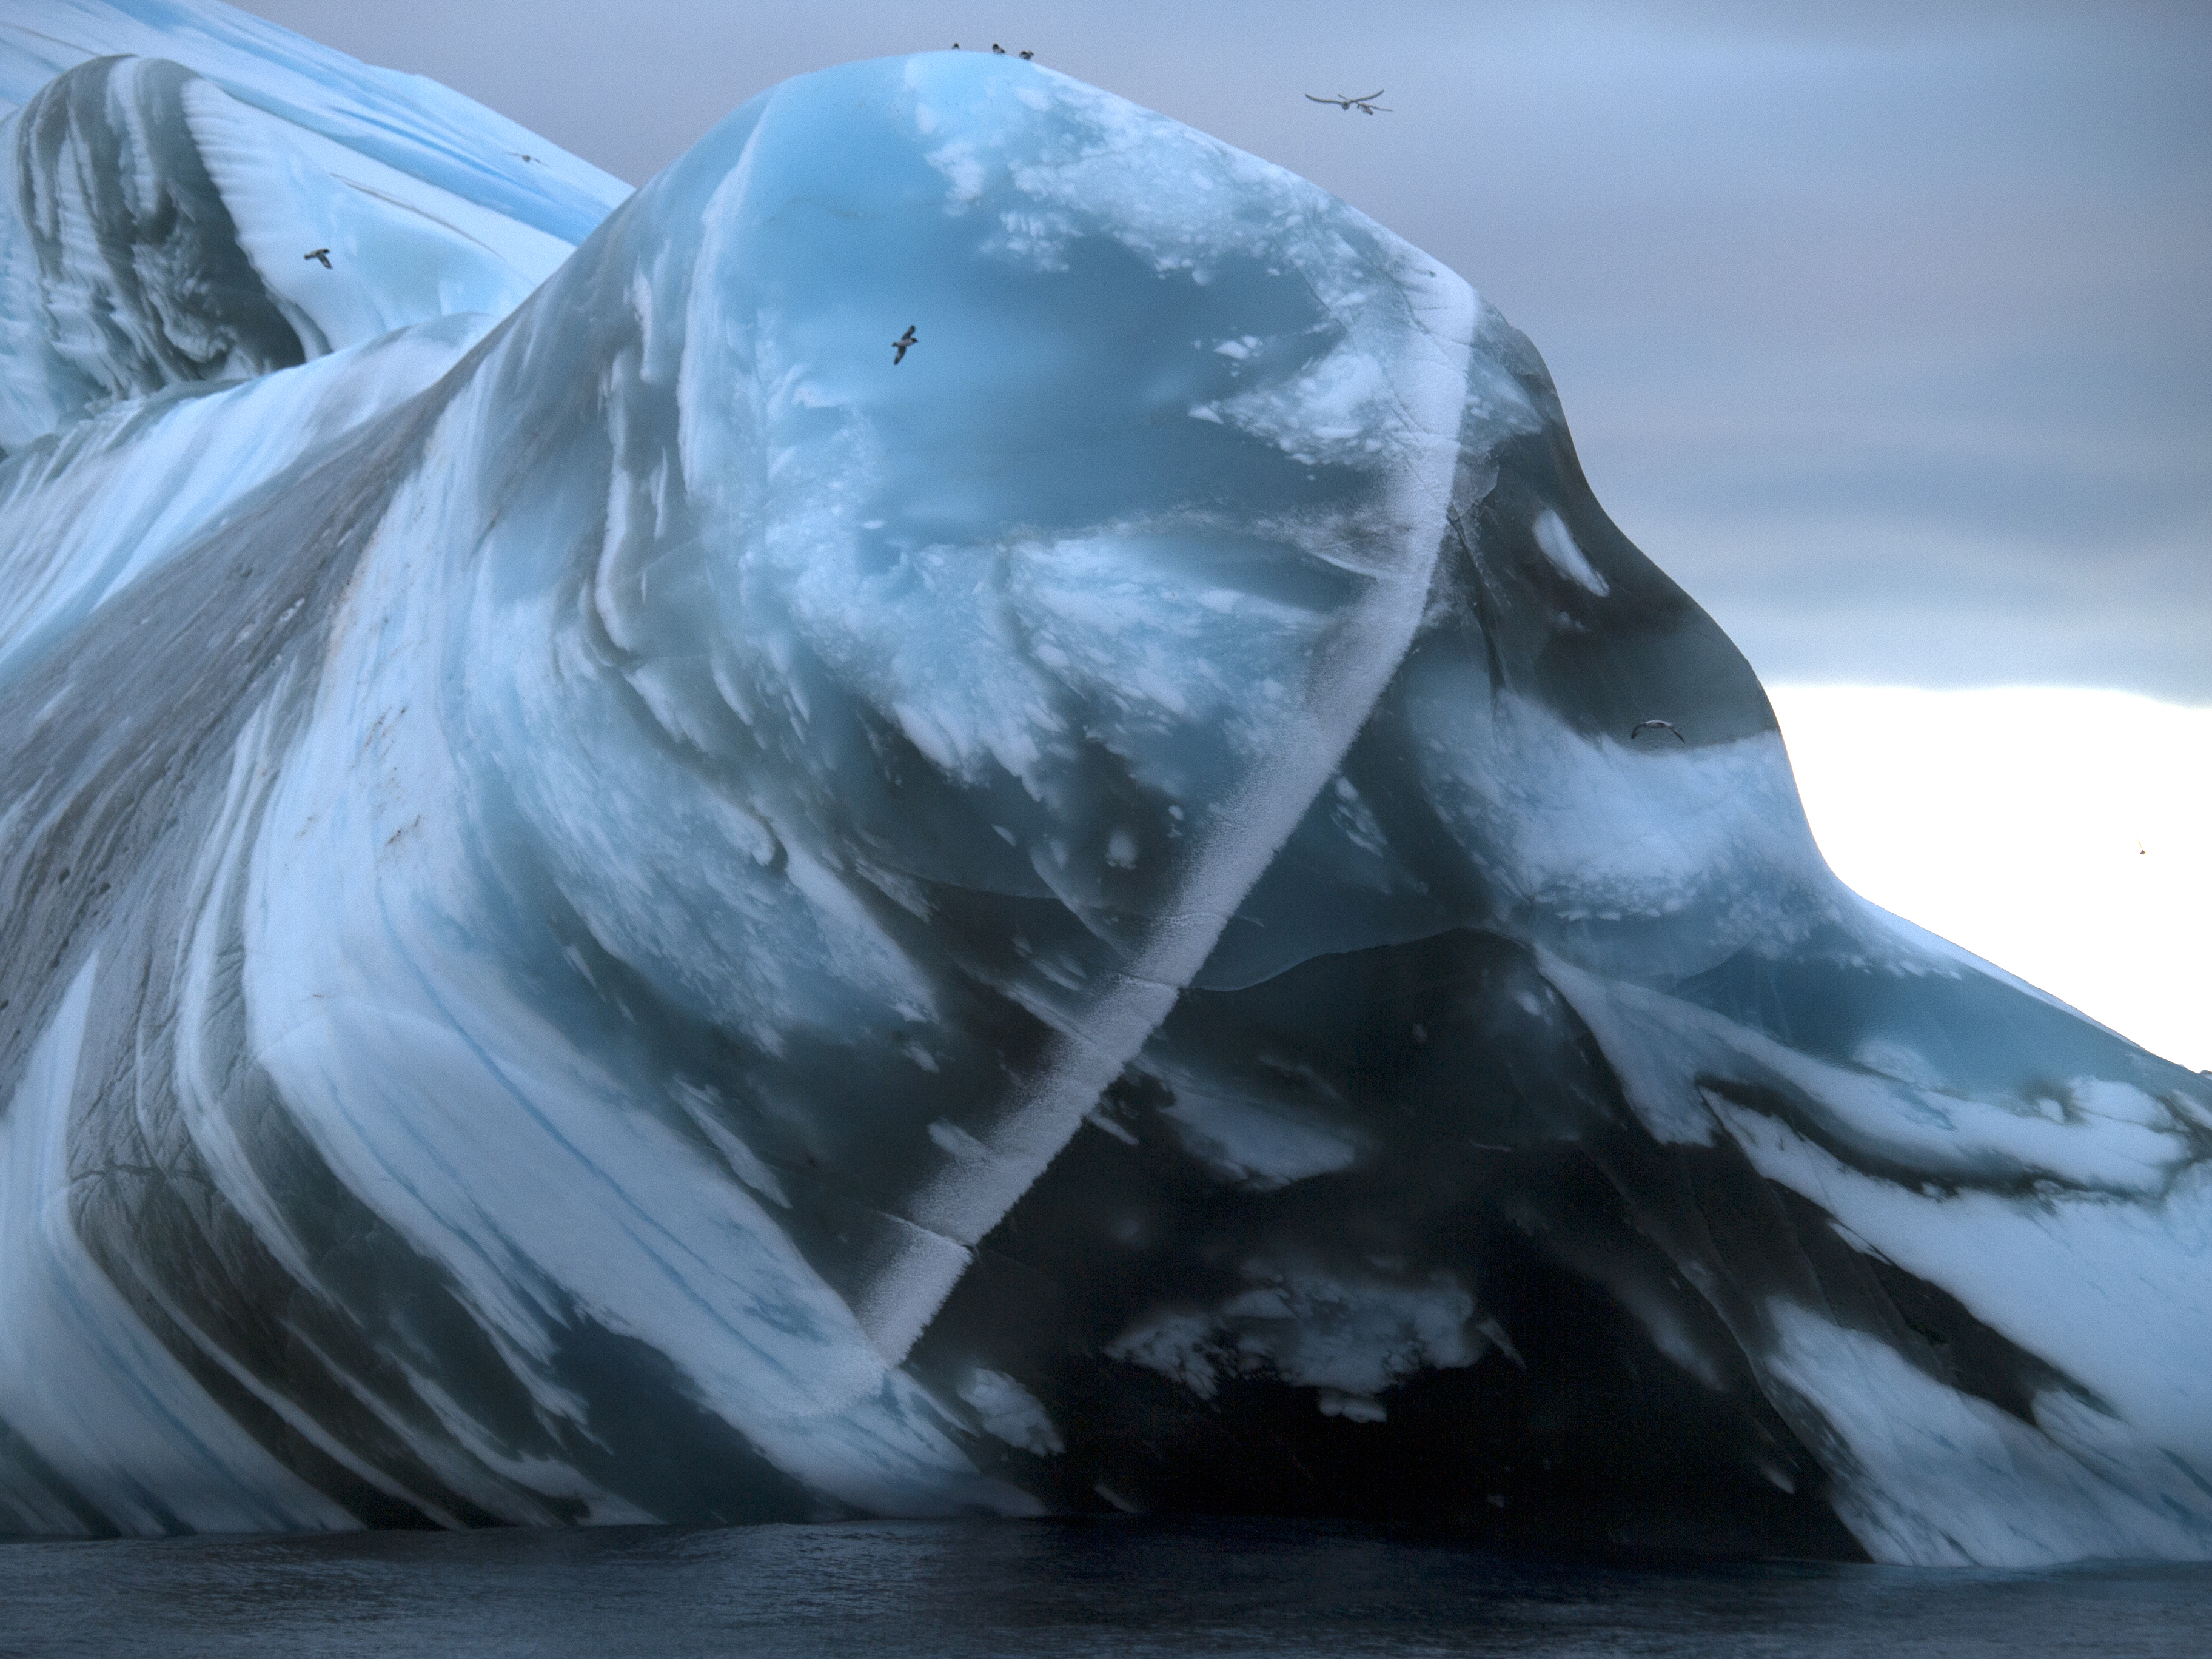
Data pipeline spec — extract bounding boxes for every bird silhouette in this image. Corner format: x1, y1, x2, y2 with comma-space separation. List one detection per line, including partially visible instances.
508, 150, 539, 164
892, 325, 917, 365
991, 43, 1005, 53
1019, 50, 1034, 59
1307, 90, 1391, 114
1630, 719, 1685, 743
304, 247, 332, 269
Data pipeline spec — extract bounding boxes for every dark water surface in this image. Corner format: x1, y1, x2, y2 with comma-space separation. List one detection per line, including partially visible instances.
5, 1518, 2209, 1657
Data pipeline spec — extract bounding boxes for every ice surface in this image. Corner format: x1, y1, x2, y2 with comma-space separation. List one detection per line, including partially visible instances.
1, 2, 2208, 1566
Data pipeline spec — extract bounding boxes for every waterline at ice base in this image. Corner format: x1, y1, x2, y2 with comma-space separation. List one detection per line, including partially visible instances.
1, 2, 2206, 1567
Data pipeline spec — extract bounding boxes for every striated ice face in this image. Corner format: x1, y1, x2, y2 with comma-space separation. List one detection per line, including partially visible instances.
1, 6, 2209, 1567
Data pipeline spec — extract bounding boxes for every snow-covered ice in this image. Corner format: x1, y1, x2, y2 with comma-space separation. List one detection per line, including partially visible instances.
1, 1, 2207, 1565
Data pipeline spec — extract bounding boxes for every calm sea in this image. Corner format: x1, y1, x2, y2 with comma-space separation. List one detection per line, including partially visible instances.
4, 1517, 2208, 1657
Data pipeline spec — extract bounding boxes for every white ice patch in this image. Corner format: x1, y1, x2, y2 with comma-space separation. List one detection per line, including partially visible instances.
1530, 508, 1607, 595
1706, 1031, 2191, 1195
957, 1369, 1065, 1456
925, 139, 988, 205
674, 1082, 791, 1208
1105, 1310, 1224, 1398
1107, 1264, 1482, 1420
1318, 1390, 1389, 1423
1156, 1086, 1359, 1191
1416, 689, 1831, 961
1724, 1111, 2212, 1467
1763, 1302, 2212, 1565
1546, 952, 2197, 1189
1205, 347, 1396, 469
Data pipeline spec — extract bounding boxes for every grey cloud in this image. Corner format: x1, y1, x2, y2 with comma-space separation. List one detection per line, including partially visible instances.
235, 0, 2212, 697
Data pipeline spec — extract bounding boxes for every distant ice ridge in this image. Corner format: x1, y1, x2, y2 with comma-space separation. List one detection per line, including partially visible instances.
1, 3, 2208, 1566
0, 0, 627, 451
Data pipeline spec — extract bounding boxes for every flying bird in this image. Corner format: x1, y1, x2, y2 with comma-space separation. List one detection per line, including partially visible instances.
991, 43, 1006, 53
1019, 50, 1035, 59
1631, 719, 1685, 743
303, 247, 331, 268
508, 150, 540, 164
1307, 90, 1391, 114
892, 325, 917, 365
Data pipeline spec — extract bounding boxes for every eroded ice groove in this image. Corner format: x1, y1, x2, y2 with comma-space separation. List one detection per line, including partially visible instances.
0, 16, 2208, 1566
0, 47, 586, 449
0, 1, 625, 250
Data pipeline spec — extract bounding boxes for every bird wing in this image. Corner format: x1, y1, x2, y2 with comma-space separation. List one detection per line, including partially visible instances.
1350, 90, 1384, 101
1306, 95, 1338, 104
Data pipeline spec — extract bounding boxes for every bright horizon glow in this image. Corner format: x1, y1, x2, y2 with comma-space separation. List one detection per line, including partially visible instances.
1770, 684, 2210, 1074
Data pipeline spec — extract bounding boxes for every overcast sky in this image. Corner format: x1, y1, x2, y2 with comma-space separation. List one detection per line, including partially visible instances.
236, 1, 2212, 701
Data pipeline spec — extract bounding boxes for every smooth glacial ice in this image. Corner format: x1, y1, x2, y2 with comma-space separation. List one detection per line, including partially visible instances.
1, 2, 2207, 1566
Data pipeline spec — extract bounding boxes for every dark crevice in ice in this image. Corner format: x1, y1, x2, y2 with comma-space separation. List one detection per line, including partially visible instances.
917, 926, 1867, 1557
11, 57, 308, 435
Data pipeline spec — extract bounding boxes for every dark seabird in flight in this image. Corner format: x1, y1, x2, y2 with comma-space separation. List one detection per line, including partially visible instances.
892, 325, 917, 365
1019, 50, 1034, 59
992, 43, 1006, 53
304, 247, 331, 268
1307, 90, 1391, 113
1631, 719, 1685, 743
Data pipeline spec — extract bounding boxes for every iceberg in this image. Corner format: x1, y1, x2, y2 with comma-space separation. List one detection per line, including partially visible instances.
1, 3, 2207, 1564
